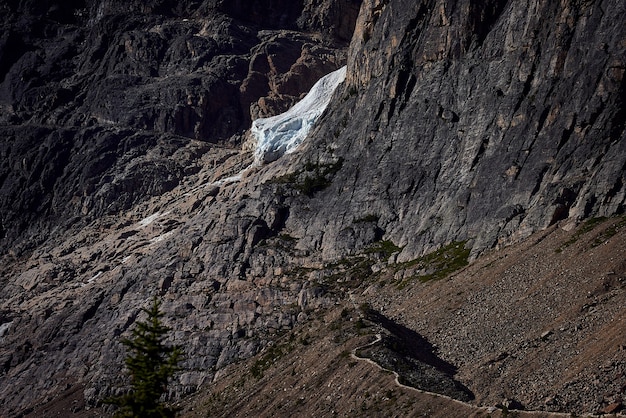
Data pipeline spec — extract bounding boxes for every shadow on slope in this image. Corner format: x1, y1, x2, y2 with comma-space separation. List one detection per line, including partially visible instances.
357, 308, 474, 402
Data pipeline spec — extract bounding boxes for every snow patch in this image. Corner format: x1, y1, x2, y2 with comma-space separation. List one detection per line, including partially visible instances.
82, 270, 103, 287
89, 271, 103, 283
150, 231, 174, 245
0, 321, 13, 340
251, 66, 347, 163
211, 173, 242, 187
138, 211, 170, 228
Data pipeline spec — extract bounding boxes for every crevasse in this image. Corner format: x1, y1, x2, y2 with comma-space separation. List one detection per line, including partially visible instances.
252, 65, 347, 164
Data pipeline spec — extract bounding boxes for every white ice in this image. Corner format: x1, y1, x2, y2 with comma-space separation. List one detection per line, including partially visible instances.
211, 173, 242, 187
251, 66, 347, 164
0, 321, 13, 340
87, 271, 103, 284
138, 211, 170, 228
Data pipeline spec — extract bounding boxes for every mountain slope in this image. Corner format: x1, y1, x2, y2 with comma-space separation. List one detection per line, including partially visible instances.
0, 0, 624, 416
175, 217, 626, 417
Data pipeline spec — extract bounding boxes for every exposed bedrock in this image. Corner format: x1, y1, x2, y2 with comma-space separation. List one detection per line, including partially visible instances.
0, 0, 359, 255
286, 0, 626, 261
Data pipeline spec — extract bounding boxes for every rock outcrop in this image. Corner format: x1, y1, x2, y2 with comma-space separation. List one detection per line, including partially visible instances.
0, 0, 359, 415
286, 0, 626, 261
0, 0, 351, 256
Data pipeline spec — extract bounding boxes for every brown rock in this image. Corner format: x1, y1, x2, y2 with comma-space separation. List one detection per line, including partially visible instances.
603, 401, 622, 414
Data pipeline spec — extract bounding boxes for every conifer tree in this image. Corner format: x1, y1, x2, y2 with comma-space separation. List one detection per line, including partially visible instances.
107, 296, 183, 418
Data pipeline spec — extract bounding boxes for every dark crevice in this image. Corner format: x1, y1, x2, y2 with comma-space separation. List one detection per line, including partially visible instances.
392, 67, 410, 115
470, 137, 489, 170
608, 70, 626, 143
468, 0, 509, 47
586, 99, 607, 130
115, 309, 140, 337
606, 178, 623, 200
374, 101, 385, 121
549, 187, 580, 225
400, 3, 429, 49
503, 205, 525, 223
557, 115, 577, 152
512, 62, 537, 114
530, 166, 550, 198
406, 6, 426, 35
584, 195, 598, 218
387, 97, 397, 121
536, 106, 551, 135
590, 150, 607, 169
269, 206, 290, 232
399, 74, 417, 112
80, 292, 104, 325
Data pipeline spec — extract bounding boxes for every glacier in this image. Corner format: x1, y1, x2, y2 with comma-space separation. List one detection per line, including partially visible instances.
252, 65, 347, 164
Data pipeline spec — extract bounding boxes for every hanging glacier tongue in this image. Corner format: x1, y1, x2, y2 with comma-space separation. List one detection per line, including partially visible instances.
252, 66, 347, 163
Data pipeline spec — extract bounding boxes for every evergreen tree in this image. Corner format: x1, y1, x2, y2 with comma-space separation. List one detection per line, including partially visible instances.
107, 296, 183, 418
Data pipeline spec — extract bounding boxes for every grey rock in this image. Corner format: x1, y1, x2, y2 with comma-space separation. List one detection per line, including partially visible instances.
286, 0, 626, 261
0, 0, 624, 416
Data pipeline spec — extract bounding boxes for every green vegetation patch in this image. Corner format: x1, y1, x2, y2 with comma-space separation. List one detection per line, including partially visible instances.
557, 216, 608, 251
269, 158, 344, 197
323, 255, 375, 287
354, 214, 380, 224
591, 215, 626, 247
250, 337, 296, 379
319, 239, 470, 291
321, 240, 401, 290
556, 215, 626, 252
364, 240, 401, 259
396, 241, 470, 288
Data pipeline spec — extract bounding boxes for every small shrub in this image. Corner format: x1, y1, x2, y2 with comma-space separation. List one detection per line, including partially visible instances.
358, 302, 372, 315
295, 159, 344, 196
278, 233, 296, 242
354, 214, 379, 223
268, 159, 344, 197
364, 240, 401, 259
105, 297, 183, 418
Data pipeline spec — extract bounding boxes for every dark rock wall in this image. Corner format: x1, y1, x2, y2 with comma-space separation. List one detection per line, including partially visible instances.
0, 0, 357, 255
286, 0, 625, 260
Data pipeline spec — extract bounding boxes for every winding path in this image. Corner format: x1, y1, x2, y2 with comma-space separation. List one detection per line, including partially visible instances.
350, 333, 573, 417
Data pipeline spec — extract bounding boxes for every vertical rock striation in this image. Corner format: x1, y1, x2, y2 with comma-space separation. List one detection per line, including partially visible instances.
287, 0, 625, 260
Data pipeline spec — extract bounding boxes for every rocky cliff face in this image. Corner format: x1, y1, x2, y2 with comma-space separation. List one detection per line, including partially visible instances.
0, 0, 624, 416
0, 0, 358, 415
289, 0, 626, 261
0, 0, 353, 256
